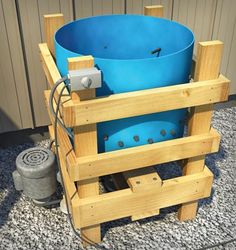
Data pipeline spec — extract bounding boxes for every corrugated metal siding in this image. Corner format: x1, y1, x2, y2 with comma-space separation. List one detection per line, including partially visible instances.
0, 0, 235, 133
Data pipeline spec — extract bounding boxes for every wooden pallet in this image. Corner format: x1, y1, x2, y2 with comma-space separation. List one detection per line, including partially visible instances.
39, 5, 230, 247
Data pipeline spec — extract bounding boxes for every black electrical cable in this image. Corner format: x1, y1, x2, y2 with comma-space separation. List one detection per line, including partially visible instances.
197, 237, 236, 250
53, 83, 108, 250
48, 139, 55, 150
49, 76, 73, 140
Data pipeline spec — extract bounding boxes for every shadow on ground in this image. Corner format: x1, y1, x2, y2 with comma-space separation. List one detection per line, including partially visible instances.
101, 140, 228, 239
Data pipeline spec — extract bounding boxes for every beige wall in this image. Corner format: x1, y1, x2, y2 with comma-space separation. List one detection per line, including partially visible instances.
0, 0, 235, 133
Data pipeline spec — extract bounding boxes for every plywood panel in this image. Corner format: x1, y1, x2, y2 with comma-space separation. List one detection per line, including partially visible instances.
1, 0, 33, 131
17, 0, 73, 127
0, 0, 23, 133
126, 0, 172, 18
212, 0, 236, 94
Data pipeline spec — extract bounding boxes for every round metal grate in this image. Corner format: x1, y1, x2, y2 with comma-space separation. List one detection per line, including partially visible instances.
16, 147, 55, 178
21, 148, 49, 167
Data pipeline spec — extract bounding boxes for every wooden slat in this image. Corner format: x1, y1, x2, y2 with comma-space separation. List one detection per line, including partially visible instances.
131, 211, 160, 221
144, 5, 164, 17
44, 14, 64, 56
73, 166, 213, 228
127, 2, 164, 222
44, 90, 79, 225
39, 1, 73, 42
58, 146, 80, 227
62, 75, 229, 127
124, 167, 162, 221
123, 167, 162, 193
126, 0, 173, 18
44, 90, 77, 171
58, 147, 78, 210
39, 43, 71, 105
178, 40, 224, 221
69, 128, 220, 181
68, 56, 101, 246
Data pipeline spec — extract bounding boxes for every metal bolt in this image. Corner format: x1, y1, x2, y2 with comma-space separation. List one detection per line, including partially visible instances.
103, 134, 109, 141
133, 135, 139, 142
153, 177, 157, 181
118, 141, 124, 147
81, 77, 92, 89
136, 181, 141, 184
147, 138, 154, 144
160, 129, 166, 136
170, 129, 176, 136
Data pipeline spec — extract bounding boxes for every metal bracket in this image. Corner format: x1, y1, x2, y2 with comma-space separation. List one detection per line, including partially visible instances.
69, 67, 102, 91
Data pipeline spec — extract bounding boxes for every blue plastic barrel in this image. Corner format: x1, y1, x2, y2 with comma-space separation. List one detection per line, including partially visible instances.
55, 15, 194, 152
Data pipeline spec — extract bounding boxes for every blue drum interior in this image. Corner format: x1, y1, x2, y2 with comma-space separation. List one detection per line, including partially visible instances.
55, 15, 194, 152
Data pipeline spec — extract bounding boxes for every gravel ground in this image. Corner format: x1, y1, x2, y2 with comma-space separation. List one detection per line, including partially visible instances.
0, 106, 235, 250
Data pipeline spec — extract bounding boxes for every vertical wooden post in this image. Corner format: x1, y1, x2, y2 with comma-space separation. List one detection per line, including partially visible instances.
44, 14, 100, 245
68, 56, 101, 246
144, 5, 164, 18
44, 14, 64, 56
123, 3, 165, 222
178, 41, 223, 221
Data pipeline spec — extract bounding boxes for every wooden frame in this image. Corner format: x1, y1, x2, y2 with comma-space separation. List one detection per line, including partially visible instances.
62, 75, 229, 127
39, 5, 230, 247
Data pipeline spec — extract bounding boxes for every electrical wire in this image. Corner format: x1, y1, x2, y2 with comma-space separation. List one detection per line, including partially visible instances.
49, 76, 73, 140
197, 237, 236, 250
53, 81, 108, 249
48, 139, 55, 150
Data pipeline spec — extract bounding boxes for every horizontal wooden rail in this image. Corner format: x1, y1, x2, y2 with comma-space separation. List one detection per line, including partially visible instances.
73, 166, 213, 228
68, 129, 220, 181
124, 167, 162, 220
62, 75, 229, 127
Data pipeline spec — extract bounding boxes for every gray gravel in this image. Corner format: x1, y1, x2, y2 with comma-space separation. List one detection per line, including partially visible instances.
0, 106, 235, 250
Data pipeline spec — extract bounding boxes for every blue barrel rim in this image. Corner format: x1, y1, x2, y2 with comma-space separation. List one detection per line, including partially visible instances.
54, 14, 195, 62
